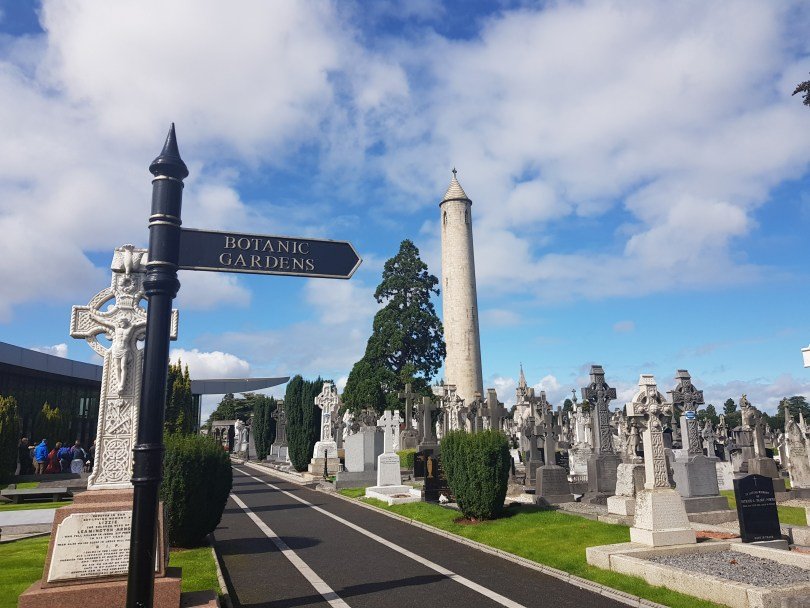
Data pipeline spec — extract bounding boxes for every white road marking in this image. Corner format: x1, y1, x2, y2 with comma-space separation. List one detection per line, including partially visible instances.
234, 467, 527, 608
229, 492, 351, 608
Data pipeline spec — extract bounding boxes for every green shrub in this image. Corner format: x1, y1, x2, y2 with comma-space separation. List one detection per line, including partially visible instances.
0, 396, 21, 482
397, 449, 416, 469
161, 433, 232, 547
286, 376, 325, 471
440, 429, 510, 520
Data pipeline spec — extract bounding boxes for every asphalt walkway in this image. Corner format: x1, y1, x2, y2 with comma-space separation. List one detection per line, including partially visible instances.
215, 466, 627, 608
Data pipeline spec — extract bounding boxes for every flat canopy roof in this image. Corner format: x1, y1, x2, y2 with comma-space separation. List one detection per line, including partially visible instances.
190, 377, 289, 395
0, 341, 288, 395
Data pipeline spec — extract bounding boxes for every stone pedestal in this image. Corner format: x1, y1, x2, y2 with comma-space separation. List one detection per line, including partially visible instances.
748, 457, 786, 492
524, 460, 541, 487
364, 452, 419, 505
672, 454, 729, 513
629, 488, 696, 547
19, 489, 180, 608
607, 463, 645, 516
335, 428, 383, 489
585, 452, 620, 503
535, 465, 574, 505
308, 440, 340, 475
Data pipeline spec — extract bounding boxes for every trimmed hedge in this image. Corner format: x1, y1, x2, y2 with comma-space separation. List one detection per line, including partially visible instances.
440, 429, 511, 520
161, 433, 232, 547
397, 449, 416, 469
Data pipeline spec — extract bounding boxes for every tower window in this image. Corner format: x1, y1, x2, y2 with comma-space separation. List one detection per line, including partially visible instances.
443, 211, 447, 226
465, 209, 469, 224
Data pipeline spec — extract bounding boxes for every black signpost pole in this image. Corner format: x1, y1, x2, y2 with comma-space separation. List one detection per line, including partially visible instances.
127, 125, 188, 608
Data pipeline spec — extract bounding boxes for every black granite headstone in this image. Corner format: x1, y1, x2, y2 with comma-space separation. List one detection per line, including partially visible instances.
555, 451, 570, 473
423, 455, 453, 502
414, 451, 428, 479
733, 474, 781, 543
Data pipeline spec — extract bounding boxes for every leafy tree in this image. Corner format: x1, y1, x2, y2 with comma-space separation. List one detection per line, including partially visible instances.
0, 396, 21, 481
343, 240, 446, 413
165, 362, 195, 435
33, 402, 68, 443
286, 376, 325, 471
207, 393, 253, 424
562, 398, 573, 412
723, 398, 737, 416
698, 403, 719, 426
771, 396, 810, 429
794, 73, 810, 106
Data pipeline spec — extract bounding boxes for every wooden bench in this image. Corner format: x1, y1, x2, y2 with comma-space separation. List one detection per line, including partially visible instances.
0, 487, 71, 504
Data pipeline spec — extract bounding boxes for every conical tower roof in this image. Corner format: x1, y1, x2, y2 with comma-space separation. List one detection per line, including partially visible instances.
440, 168, 471, 204
518, 364, 527, 389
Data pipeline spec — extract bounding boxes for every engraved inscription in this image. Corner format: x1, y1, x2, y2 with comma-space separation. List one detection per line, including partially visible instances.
48, 511, 132, 582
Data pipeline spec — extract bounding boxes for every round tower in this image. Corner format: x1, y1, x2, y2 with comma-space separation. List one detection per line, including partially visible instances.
440, 169, 484, 404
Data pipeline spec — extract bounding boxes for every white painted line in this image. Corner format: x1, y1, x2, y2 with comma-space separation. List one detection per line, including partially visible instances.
229, 492, 351, 608
234, 468, 527, 608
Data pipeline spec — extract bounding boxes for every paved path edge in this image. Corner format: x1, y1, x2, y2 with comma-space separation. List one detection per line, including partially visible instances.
240, 461, 668, 608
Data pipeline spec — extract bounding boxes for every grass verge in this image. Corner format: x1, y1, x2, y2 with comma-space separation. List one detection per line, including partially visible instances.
357, 498, 726, 608
0, 500, 71, 512
0, 536, 220, 606
338, 487, 366, 499
720, 490, 807, 526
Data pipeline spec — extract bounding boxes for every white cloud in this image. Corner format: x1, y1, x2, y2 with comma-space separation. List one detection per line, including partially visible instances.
703, 373, 810, 415
30, 343, 68, 358
613, 320, 635, 333
481, 308, 522, 328
170, 348, 251, 379
176, 271, 251, 311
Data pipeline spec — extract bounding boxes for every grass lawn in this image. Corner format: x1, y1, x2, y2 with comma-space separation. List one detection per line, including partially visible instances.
0, 482, 40, 490
357, 498, 726, 608
0, 500, 71, 512
720, 490, 807, 526
338, 487, 366, 499
0, 536, 220, 607
0, 536, 49, 608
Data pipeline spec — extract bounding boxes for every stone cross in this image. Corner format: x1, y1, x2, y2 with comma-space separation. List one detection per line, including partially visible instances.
419, 396, 438, 446
669, 370, 704, 455
486, 388, 507, 432
398, 383, 417, 429
70, 245, 178, 490
271, 402, 287, 445
701, 420, 716, 458
536, 395, 560, 466
523, 416, 541, 463
626, 375, 673, 490
378, 410, 402, 453
444, 384, 464, 432
753, 414, 768, 459
315, 382, 340, 443
581, 365, 617, 454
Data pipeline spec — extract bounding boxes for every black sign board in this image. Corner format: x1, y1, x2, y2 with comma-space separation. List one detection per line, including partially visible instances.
733, 474, 781, 543
178, 228, 362, 279
423, 455, 454, 503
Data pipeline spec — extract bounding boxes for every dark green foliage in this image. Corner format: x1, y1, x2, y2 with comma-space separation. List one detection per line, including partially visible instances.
0, 396, 21, 481
440, 430, 511, 520
252, 395, 277, 460
794, 74, 810, 106
165, 362, 195, 434
161, 433, 232, 547
32, 402, 67, 444
285, 376, 325, 471
397, 449, 416, 469
207, 393, 254, 425
698, 403, 719, 426
342, 240, 445, 413
723, 398, 737, 416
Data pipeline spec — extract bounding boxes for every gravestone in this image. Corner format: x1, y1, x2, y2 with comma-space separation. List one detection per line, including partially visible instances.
669, 370, 728, 513
334, 413, 383, 490
20, 245, 182, 607
733, 474, 781, 543
748, 414, 786, 493
423, 455, 453, 503
535, 398, 574, 505
364, 411, 420, 504
269, 401, 288, 462
417, 396, 439, 453
608, 418, 645, 516
308, 382, 341, 475
627, 375, 696, 547
398, 383, 419, 450
582, 365, 620, 503
785, 419, 810, 498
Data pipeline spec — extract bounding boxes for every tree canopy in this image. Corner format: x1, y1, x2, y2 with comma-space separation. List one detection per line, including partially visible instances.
165, 362, 195, 435
342, 240, 446, 413
794, 73, 810, 106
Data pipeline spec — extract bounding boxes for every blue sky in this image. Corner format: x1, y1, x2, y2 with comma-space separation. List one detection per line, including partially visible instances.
1, 0, 810, 420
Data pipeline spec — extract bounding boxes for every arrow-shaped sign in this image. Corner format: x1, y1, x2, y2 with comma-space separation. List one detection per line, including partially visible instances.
177, 228, 362, 279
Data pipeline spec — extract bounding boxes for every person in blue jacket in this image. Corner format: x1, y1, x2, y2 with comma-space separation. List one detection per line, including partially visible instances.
34, 439, 48, 475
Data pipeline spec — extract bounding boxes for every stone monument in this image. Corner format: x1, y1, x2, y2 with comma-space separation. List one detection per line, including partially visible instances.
417, 396, 439, 453
627, 375, 696, 547
748, 410, 786, 493
607, 417, 645, 517
269, 400, 288, 462
365, 410, 420, 504
335, 409, 383, 490
582, 365, 621, 503
668, 370, 729, 513
398, 383, 420, 450
307, 381, 341, 475
535, 398, 574, 505
785, 418, 810, 498
20, 245, 182, 607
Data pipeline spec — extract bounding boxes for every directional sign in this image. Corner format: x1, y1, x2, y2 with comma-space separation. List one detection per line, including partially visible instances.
685, 410, 696, 420
177, 228, 362, 279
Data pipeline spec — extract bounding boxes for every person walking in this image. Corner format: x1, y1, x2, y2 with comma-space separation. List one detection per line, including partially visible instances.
58, 442, 73, 472
17, 437, 33, 475
70, 441, 86, 474
45, 442, 62, 474
34, 438, 48, 475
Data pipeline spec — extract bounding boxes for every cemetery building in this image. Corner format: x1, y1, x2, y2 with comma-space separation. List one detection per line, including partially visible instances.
439, 170, 484, 404
0, 340, 287, 441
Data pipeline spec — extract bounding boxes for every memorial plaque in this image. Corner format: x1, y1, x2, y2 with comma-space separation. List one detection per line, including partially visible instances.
414, 451, 428, 479
733, 474, 781, 543
555, 451, 570, 472
423, 455, 454, 503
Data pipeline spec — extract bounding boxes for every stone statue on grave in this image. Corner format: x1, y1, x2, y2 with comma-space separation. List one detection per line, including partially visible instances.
234, 419, 245, 453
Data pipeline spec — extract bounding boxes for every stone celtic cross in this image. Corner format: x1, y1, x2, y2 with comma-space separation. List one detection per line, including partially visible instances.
581, 365, 617, 454
70, 245, 178, 490
669, 369, 704, 455
398, 382, 417, 428
315, 382, 340, 443
378, 410, 402, 453
271, 401, 287, 445
627, 374, 672, 489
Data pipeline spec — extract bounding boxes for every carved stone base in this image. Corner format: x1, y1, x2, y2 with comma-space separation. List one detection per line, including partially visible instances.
312, 441, 337, 460
672, 455, 720, 498
630, 488, 696, 547
587, 452, 620, 496
535, 465, 574, 504
606, 495, 636, 516
307, 457, 341, 475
